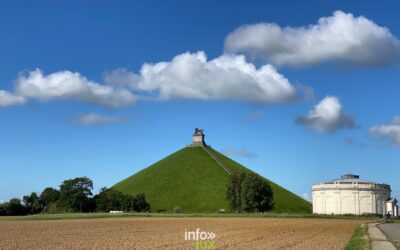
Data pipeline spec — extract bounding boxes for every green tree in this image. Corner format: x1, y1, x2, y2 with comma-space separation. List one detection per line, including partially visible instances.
0, 203, 7, 215
95, 187, 125, 211
120, 193, 150, 212
241, 173, 273, 212
59, 177, 93, 212
226, 172, 246, 212
6, 198, 28, 215
40, 187, 60, 208
134, 193, 150, 212
121, 195, 136, 211
23, 192, 42, 214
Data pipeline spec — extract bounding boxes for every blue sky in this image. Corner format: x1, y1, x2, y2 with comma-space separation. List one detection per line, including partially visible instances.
1, 0, 400, 202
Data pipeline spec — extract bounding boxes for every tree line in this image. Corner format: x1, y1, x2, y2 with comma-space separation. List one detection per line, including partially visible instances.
0, 177, 150, 216
226, 172, 274, 212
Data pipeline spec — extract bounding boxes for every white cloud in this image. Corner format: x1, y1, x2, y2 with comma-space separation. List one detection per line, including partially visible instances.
296, 96, 355, 133
221, 148, 257, 158
104, 68, 139, 88
0, 90, 25, 107
2, 52, 305, 109
16, 69, 136, 107
369, 116, 400, 146
300, 193, 311, 202
105, 51, 298, 104
72, 113, 126, 125
225, 10, 400, 67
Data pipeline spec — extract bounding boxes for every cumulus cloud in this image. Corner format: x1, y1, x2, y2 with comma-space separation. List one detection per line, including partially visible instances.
0, 90, 25, 107
296, 96, 355, 133
221, 148, 257, 158
369, 116, 400, 146
104, 68, 139, 88
2, 52, 304, 109
72, 113, 126, 125
16, 69, 136, 107
225, 10, 400, 67
105, 51, 298, 104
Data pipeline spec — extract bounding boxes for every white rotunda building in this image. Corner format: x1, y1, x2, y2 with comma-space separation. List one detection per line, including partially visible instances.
312, 174, 398, 216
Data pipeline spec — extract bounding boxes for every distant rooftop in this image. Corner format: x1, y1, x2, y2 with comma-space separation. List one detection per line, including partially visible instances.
314, 174, 391, 190
341, 174, 359, 179
326, 174, 373, 184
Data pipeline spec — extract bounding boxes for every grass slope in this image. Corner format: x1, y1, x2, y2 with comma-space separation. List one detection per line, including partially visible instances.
210, 148, 312, 213
113, 147, 311, 213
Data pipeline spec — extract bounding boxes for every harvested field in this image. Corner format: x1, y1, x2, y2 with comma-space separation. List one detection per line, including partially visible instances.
0, 217, 366, 249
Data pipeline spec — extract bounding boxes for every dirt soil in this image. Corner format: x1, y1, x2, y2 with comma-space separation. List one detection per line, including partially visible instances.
0, 217, 366, 249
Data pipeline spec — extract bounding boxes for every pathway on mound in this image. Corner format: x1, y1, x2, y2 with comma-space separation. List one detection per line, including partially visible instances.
202, 146, 232, 175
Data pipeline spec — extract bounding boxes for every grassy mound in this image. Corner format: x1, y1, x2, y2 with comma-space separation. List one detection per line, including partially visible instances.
113, 147, 311, 213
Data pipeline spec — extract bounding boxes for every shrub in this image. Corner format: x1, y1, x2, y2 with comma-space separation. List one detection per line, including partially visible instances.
226, 172, 246, 212
241, 173, 274, 212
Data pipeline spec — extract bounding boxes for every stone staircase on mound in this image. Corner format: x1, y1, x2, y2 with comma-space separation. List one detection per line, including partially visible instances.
202, 146, 232, 175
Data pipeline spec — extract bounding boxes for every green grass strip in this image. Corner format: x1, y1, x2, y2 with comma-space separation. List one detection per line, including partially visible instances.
345, 224, 369, 250
0, 212, 379, 222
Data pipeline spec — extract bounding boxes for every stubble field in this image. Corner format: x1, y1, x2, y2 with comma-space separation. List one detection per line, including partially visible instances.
0, 217, 366, 249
